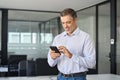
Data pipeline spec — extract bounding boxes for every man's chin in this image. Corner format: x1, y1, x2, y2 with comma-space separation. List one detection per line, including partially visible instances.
65, 30, 69, 32
66, 31, 69, 33
66, 32, 71, 35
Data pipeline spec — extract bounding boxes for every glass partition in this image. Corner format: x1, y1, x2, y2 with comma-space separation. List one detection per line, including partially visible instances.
77, 7, 96, 42
117, 0, 120, 75
8, 10, 60, 60
0, 10, 1, 51
98, 3, 110, 73
0, 10, 1, 64
77, 7, 96, 72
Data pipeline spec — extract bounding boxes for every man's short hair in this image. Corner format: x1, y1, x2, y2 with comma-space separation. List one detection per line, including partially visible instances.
60, 8, 77, 18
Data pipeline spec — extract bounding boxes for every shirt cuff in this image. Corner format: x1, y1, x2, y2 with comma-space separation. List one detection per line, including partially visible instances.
49, 56, 56, 63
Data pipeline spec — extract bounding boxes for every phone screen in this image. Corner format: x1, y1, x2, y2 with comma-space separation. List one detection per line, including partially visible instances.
50, 46, 60, 54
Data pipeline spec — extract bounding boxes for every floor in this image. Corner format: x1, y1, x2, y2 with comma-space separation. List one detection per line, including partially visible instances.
0, 74, 119, 80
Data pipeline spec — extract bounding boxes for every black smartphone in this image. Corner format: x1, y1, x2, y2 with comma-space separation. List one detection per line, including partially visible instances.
50, 46, 60, 54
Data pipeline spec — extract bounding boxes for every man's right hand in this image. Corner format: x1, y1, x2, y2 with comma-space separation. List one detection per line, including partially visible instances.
50, 50, 61, 60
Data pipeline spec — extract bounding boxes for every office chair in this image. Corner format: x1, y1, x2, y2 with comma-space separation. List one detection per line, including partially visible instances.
8, 55, 27, 76
18, 60, 36, 76
18, 60, 26, 76
35, 58, 58, 76
26, 60, 36, 76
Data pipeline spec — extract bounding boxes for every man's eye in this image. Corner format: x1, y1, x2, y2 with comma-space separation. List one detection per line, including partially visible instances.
62, 21, 71, 24
62, 22, 65, 24
67, 21, 71, 24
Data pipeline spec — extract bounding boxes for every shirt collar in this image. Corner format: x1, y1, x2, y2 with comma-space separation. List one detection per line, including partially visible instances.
62, 28, 80, 36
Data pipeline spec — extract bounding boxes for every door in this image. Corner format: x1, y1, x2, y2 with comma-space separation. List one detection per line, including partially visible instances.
98, 3, 111, 73
0, 10, 1, 64
77, 7, 97, 74
117, 0, 120, 75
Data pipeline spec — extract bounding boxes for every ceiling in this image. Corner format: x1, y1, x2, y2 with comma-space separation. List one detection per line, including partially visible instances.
0, 0, 108, 22
0, 0, 107, 12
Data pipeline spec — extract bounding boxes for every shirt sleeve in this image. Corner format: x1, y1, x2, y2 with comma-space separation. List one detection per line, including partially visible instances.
71, 35, 96, 69
47, 50, 58, 67
47, 36, 59, 67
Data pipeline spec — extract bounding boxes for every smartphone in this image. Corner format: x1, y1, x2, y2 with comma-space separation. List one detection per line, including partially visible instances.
50, 46, 60, 54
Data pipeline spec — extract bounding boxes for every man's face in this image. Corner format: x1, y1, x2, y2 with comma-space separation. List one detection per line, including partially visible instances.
60, 15, 77, 35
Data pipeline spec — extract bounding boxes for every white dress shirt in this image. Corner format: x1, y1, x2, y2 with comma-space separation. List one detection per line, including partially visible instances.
48, 28, 96, 74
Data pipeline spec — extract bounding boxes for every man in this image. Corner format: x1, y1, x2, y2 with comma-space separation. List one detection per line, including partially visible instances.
47, 8, 96, 80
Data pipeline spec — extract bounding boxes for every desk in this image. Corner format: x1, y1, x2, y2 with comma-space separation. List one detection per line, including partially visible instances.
0, 74, 119, 80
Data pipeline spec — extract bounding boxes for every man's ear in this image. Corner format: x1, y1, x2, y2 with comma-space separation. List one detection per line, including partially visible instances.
74, 18, 77, 23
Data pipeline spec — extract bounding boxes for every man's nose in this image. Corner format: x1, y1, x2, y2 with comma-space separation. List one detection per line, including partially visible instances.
64, 23, 68, 27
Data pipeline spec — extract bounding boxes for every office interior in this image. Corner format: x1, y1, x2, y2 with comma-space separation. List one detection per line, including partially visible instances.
0, 0, 120, 79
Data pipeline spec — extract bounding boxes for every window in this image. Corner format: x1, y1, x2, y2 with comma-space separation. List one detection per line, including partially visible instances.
8, 32, 37, 44
8, 32, 20, 43
40, 33, 52, 44
8, 10, 60, 59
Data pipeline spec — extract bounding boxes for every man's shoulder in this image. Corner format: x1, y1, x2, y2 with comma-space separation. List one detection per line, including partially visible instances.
57, 31, 65, 36
79, 29, 90, 36
54, 32, 65, 39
